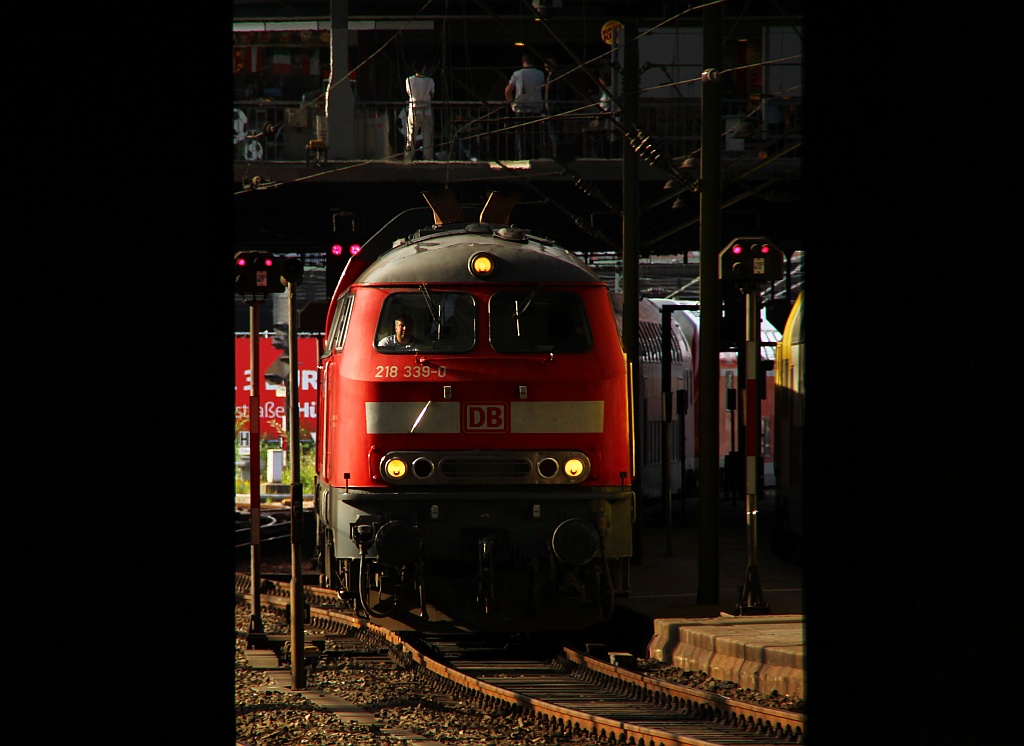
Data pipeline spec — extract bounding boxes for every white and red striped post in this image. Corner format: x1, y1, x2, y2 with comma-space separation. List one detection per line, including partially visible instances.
718, 237, 783, 614
737, 286, 769, 613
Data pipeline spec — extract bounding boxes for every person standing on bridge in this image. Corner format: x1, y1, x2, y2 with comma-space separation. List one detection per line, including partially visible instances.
504, 51, 546, 159
404, 60, 435, 161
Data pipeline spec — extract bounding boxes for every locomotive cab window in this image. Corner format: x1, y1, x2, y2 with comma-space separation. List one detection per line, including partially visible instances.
489, 289, 593, 353
376, 291, 476, 353
326, 294, 354, 352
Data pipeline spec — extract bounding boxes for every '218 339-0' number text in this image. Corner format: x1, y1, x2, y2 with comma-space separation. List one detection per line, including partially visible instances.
375, 365, 447, 379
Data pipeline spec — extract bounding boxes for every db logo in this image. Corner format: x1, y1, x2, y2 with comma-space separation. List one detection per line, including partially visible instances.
465, 403, 507, 432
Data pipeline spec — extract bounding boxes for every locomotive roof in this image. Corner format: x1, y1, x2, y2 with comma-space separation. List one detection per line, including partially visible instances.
356, 224, 603, 285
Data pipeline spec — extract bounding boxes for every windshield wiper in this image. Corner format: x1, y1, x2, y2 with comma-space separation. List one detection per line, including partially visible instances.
513, 286, 542, 337
419, 284, 441, 325
419, 284, 444, 340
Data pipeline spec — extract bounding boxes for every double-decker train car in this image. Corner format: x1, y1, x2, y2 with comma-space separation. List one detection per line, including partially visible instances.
614, 296, 695, 507
648, 300, 780, 485
314, 189, 634, 633
770, 290, 804, 562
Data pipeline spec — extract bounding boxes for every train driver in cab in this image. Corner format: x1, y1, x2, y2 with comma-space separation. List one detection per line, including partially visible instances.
377, 314, 420, 349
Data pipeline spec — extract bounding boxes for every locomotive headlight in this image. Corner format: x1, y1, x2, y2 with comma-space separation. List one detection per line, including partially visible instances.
383, 457, 408, 479
411, 457, 435, 479
468, 252, 495, 277
537, 457, 559, 479
564, 458, 585, 478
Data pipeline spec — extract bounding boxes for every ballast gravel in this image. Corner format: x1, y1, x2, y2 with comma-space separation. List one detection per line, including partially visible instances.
235, 602, 803, 745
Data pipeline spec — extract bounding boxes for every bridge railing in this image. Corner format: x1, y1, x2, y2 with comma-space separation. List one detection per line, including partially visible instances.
233, 97, 802, 163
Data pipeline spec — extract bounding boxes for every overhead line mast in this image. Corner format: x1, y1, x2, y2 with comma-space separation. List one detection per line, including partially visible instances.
697, 2, 723, 605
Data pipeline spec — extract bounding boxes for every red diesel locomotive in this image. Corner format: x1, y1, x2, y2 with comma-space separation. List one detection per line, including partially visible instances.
314, 189, 635, 632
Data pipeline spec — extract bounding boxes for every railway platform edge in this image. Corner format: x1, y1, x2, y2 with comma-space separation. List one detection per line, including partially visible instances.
646, 614, 804, 699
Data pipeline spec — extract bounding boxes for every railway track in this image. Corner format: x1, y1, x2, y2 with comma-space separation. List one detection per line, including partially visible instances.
234, 510, 293, 550
236, 573, 806, 745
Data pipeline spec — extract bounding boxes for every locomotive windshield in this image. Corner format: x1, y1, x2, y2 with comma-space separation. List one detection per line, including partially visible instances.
490, 290, 593, 353
376, 292, 477, 352
374, 289, 593, 354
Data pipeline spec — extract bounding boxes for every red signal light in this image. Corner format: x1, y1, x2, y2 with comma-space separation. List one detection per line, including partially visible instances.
718, 237, 783, 282
332, 242, 361, 256
235, 251, 286, 294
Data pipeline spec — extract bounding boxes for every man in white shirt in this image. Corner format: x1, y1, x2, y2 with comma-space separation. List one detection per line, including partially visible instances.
504, 52, 546, 159
405, 61, 435, 161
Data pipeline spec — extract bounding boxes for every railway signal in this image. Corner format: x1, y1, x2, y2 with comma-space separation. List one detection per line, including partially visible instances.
327, 210, 363, 293
237, 266, 269, 644
235, 252, 303, 643
326, 241, 353, 293
718, 237, 785, 284
235, 251, 276, 295
719, 236, 783, 616
234, 252, 304, 295
237, 248, 307, 685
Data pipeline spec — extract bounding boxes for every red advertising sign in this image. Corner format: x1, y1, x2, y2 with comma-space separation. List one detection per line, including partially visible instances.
234, 334, 321, 439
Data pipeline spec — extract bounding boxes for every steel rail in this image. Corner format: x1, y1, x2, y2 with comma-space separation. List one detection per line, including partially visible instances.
237, 573, 804, 744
